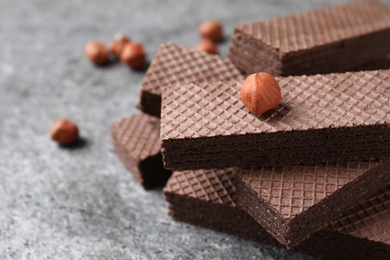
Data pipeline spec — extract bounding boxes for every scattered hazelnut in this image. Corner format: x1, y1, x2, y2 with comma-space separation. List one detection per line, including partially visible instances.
84, 41, 109, 66
120, 42, 146, 70
198, 20, 223, 42
110, 35, 131, 58
194, 39, 218, 55
240, 72, 282, 116
50, 118, 79, 146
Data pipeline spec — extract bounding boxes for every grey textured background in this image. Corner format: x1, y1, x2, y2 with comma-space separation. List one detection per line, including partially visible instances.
1, 1, 388, 259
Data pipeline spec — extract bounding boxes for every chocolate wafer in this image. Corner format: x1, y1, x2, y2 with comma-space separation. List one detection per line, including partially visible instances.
229, 0, 390, 76
234, 160, 390, 248
164, 169, 390, 259
161, 70, 390, 170
110, 113, 171, 189
300, 187, 390, 259
138, 42, 243, 117
164, 169, 280, 245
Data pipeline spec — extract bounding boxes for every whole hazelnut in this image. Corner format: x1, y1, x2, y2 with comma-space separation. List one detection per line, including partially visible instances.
120, 42, 146, 70
50, 118, 79, 146
198, 20, 223, 42
194, 39, 218, 55
240, 72, 282, 116
84, 41, 109, 66
110, 35, 131, 58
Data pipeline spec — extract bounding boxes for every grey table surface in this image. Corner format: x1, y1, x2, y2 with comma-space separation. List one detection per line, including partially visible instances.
1, 1, 389, 259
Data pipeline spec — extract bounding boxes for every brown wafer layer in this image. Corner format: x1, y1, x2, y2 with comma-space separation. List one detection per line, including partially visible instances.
229, 0, 390, 76
234, 160, 390, 248
350, 57, 390, 72
110, 113, 171, 189
164, 169, 390, 259
161, 70, 390, 170
138, 42, 243, 117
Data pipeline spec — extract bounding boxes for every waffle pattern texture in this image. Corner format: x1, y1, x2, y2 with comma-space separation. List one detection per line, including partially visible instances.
110, 113, 171, 189
300, 185, 390, 259
331, 186, 390, 245
161, 70, 390, 170
164, 168, 281, 244
139, 42, 243, 117
164, 168, 390, 259
164, 168, 237, 207
229, 0, 390, 75
235, 160, 390, 248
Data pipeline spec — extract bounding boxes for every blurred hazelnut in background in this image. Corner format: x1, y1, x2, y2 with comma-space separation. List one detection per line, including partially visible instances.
194, 39, 218, 55
120, 42, 146, 70
199, 20, 223, 42
50, 118, 79, 146
84, 41, 109, 66
110, 35, 131, 58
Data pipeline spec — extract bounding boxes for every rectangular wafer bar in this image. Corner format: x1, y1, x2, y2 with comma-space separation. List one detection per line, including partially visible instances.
164, 169, 390, 259
110, 113, 171, 189
234, 160, 390, 248
161, 70, 390, 170
138, 42, 243, 117
229, 0, 390, 76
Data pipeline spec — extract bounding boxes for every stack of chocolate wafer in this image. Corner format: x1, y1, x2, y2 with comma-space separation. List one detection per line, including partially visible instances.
111, 1, 390, 258
111, 42, 243, 189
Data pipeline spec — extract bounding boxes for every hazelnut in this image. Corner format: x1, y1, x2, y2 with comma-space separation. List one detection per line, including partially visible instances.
240, 72, 282, 116
194, 39, 218, 55
84, 41, 109, 66
110, 35, 131, 57
198, 20, 223, 42
50, 118, 79, 146
120, 42, 146, 70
